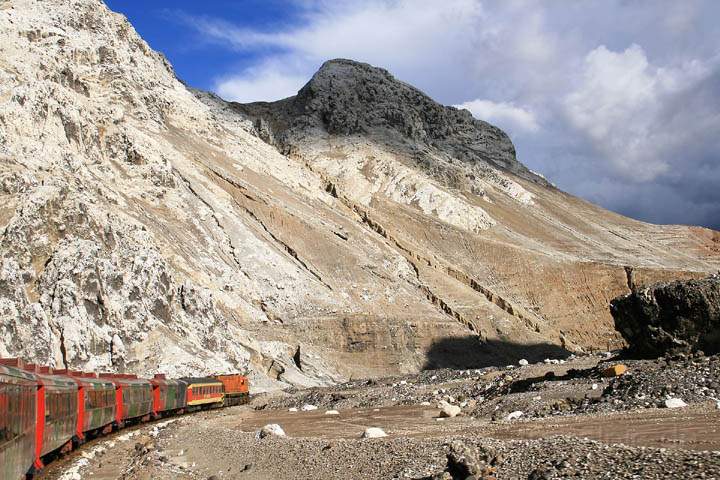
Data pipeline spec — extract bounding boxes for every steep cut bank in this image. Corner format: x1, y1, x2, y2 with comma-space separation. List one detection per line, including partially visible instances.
0, 0, 718, 390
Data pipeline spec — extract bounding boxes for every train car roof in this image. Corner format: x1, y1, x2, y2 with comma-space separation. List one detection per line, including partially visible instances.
35, 371, 78, 389
1, 359, 75, 388
0, 362, 37, 381
149, 376, 187, 387
180, 377, 223, 385
98, 374, 152, 386
53, 371, 115, 389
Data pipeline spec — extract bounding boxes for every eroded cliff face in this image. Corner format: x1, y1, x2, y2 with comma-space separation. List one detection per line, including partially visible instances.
0, 0, 718, 390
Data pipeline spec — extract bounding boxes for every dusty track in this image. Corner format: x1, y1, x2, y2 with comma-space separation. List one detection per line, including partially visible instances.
42, 402, 720, 479
234, 403, 720, 451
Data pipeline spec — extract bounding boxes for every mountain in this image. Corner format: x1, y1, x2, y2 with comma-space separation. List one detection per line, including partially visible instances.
1, 0, 718, 390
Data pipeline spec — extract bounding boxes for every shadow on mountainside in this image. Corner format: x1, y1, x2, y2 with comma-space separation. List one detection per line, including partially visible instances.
422, 336, 571, 370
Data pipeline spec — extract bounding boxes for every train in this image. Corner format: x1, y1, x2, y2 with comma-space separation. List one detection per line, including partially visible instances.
0, 358, 249, 479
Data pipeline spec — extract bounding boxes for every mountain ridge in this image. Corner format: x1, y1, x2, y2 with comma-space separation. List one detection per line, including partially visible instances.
0, 0, 718, 391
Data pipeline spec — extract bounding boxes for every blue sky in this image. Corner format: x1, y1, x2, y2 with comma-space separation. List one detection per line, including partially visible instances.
105, 1, 720, 229
104, 1, 303, 90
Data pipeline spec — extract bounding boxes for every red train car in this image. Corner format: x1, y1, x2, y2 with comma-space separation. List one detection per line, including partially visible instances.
54, 370, 115, 443
150, 374, 187, 417
24, 364, 77, 471
0, 360, 36, 480
214, 374, 249, 406
99, 374, 153, 428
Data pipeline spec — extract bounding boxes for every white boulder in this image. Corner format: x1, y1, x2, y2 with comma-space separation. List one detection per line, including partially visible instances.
257, 424, 286, 439
361, 427, 388, 439
439, 404, 462, 418
505, 411, 524, 420
664, 398, 688, 409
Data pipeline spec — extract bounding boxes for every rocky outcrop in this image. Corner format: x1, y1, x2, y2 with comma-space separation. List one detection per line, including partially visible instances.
235, 59, 535, 182
0, 0, 719, 389
611, 274, 720, 357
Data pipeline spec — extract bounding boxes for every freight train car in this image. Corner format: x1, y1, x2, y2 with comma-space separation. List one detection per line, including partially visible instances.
214, 374, 249, 406
182, 377, 224, 409
0, 361, 36, 480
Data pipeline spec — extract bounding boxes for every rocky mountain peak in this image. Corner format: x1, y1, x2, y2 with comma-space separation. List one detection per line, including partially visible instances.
236, 58, 537, 181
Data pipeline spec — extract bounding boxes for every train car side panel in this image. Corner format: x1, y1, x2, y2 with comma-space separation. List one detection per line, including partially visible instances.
83, 379, 115, 435
0, 365, 36, 480
182, 378, 224, 407
101, 376, 153, 424
151, 376, 187, 415
121, 381, 153, 421
37, 375, 77, 458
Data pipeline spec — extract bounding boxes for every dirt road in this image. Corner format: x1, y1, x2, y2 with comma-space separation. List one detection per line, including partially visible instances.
41, 402, 720, 479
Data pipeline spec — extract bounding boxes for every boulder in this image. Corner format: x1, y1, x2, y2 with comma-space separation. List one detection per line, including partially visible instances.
301, 404, 318, 411
611, 274, 720, 357
664, 398, 688, 409
325, 410, 340, 415
505, 411, 523, 420
361, 427, 388, 439
439, 404, 462, 418
257, 424, 286, 439
431, 441, 498, 480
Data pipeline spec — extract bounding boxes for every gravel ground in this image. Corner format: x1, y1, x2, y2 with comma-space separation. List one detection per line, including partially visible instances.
43, 352, 720, 480
261, 353, 720, 421
91, 416, 720, 479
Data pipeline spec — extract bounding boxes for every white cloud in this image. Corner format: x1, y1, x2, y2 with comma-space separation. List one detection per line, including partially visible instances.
215, 64, 308, 103
191, 0, 484, 66
564, 44, 712, 181
191, 0, 488, 105
455, 99, 539, 135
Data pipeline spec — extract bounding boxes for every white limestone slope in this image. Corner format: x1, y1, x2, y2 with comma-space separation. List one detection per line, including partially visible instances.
0, 0, 350, 388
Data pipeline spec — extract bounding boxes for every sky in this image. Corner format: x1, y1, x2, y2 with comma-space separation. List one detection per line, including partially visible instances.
105, 0, 720, 230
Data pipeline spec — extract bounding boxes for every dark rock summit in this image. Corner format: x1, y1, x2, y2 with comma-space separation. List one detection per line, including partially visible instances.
611, 274, 720, 357
233, 59, 541, 182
